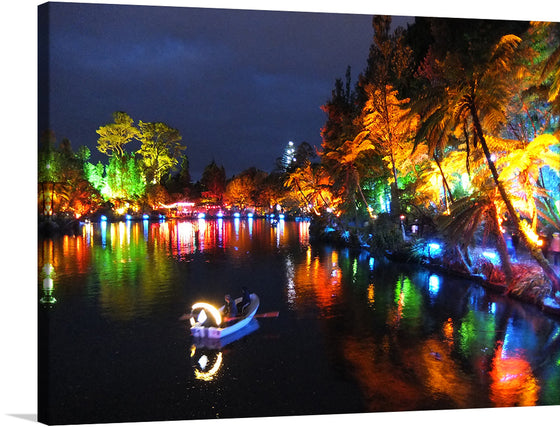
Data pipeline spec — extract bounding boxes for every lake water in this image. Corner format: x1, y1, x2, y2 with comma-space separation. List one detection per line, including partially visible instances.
38, 218, 560, 424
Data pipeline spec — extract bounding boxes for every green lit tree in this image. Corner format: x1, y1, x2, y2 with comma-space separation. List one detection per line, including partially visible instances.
38, 130, 59, 216
138, 121, 185, 184
104, 155, 146, 202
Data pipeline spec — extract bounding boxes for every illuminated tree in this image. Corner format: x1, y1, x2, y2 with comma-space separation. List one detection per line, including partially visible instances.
145, 184, 169, 209
96, 111, 139, 159
536, 22, 560, 125
413, 19, 560, 291
360, 16, 414, 100
138, 121, 185, 184
225, 174, 256, 209
38, 130, 60, 216
359, 84, 419, 215
38, 132, 103, 218
323, 131, 376, 220
84, 161, 105, 194
320, 66, 360, 164
496, 134, 560, 231
200, 160, 226, 204
255, 172, 286, 212
165, 154, 192, 197
285, 161, 339, 214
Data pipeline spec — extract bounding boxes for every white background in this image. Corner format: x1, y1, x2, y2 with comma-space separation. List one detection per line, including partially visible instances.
1, 1, 559, 426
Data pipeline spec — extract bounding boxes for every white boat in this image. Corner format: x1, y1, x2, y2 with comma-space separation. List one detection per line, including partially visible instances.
190, 293, 260, 339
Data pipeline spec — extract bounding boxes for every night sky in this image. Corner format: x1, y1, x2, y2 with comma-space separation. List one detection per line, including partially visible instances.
41, 2, 413, 180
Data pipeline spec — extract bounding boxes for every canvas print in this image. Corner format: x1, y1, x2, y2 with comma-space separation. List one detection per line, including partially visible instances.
38, 1, 560, 425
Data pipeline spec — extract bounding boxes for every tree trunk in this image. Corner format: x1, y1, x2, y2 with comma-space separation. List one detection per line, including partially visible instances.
389, 151, 401, 215
489, 203, 514, 285
470, 103, 560, 293
356, 181, 374, 219
434, 155, 455, 205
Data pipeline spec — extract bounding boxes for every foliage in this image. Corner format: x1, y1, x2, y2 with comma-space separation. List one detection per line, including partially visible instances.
367, 213, 405, 258
359, 84, 419, 214
323, 131, 376, 219
137, 121, 185, 184
284, 161, 342, 215
224, 168, 266, 208
96, 112, 139, 159
200, 161, 226, 204
320, 66, 360, 169
508, 264, 552, 302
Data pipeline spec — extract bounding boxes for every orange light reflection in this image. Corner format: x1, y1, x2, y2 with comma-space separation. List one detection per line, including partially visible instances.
489, 343, 539, 407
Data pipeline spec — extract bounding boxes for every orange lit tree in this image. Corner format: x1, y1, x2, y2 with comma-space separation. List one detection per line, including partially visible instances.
358, 84, 419, 216
413, 19, 560, 291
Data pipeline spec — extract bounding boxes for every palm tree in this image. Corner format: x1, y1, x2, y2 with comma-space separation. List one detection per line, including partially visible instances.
536, 22, 560, 130
413, 26, 560, 291
323, 131, 376, 220
285, 161, 339, 215
439, 190, 514, 284
497, 134, 560, 231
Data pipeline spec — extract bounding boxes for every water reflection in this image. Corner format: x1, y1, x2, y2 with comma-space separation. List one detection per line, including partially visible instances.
490, 343, 539, 406
189, 319, 260, 381
38, 218, 560, 414
285, 246, 343, 318
282, 246, 560, 409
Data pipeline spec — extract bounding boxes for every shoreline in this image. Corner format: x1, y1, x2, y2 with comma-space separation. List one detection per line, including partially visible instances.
308, 220, 560, 318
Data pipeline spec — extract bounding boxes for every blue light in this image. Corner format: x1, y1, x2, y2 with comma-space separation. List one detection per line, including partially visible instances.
426, 241, 442, 258
100, 215, 107, 221
234, 212, 240, 218
279, 213, 285, 220
217, 211, 224, 218
125, 214, 132, 221
482, 251, 498, 262
142, 214, 149, 220
247, 212, 253, 218
369, 257, 375, 270
197, 212, 205, 219
428, 274, 440, 296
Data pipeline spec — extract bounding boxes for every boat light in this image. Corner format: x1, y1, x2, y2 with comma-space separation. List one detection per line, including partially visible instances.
190, 302, 222, 326
194, 352, 223, 381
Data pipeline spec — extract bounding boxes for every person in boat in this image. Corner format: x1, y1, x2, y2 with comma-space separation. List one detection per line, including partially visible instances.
224, 294, 238, 319
239, 287, 251, 314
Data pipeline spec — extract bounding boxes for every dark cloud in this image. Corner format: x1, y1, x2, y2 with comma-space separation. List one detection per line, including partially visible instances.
44, 3, 408, 179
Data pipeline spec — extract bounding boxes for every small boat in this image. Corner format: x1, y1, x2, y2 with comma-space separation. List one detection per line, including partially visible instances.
190, 293, 260, 339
